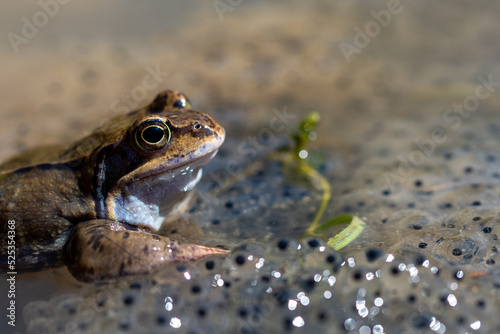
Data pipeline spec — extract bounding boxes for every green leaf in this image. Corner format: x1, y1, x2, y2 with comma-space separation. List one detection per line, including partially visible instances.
312, 214, 354, 234
326, 216, 366, 250
287, 112, 366, 250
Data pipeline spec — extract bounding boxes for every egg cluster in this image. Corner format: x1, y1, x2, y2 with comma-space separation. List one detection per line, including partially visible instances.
24, 238, 500, 333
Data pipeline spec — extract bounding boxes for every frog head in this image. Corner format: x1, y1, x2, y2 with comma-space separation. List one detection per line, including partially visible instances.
77, 90, 225, 231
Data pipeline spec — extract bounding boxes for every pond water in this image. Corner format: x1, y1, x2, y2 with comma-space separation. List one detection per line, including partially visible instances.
1, 1, 500, 333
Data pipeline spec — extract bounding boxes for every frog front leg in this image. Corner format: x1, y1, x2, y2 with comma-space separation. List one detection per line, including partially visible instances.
65, 219, 229, 282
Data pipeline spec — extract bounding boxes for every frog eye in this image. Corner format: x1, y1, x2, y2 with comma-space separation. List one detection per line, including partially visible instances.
135, 119, 171, 151
173, 94, 192, 109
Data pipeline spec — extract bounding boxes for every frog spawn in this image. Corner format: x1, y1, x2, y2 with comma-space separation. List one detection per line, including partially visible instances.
23, 237, 500, 334
24, 239, 500, 333
22, 114, 500, 333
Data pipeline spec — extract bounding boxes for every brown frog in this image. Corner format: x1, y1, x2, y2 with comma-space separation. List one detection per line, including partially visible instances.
0, 90, 228, 282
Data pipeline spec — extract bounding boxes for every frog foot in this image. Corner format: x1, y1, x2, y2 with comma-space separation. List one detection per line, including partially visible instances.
66, 220, 229, 282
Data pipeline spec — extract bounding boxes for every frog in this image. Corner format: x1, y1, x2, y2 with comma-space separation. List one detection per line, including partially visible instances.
0, 90, 229, 282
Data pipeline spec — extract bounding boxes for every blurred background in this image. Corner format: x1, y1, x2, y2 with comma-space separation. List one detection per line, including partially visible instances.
2, 0, 499, 161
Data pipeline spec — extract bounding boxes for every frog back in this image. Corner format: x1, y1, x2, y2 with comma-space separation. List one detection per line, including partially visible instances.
0, 164, 95, 271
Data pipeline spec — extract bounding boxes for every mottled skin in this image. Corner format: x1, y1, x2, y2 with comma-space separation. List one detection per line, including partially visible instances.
0, 90, 228, 282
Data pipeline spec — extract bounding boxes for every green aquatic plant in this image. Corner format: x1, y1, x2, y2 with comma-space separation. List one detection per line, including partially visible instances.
287, 112, 365, 250
209, 111, 364, 250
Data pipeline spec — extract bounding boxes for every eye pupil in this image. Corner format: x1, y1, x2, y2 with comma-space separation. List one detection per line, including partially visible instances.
142, 126, 164, 144
173, 100, 185, 108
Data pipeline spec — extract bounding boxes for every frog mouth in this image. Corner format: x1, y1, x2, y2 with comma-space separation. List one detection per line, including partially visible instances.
109, 148, 220, 231
131, 148, 220, 183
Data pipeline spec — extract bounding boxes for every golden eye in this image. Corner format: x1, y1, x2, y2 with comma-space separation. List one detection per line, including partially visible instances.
135, 119, 171, 151
173, 93, 192, 109
173, 97, 191, 109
